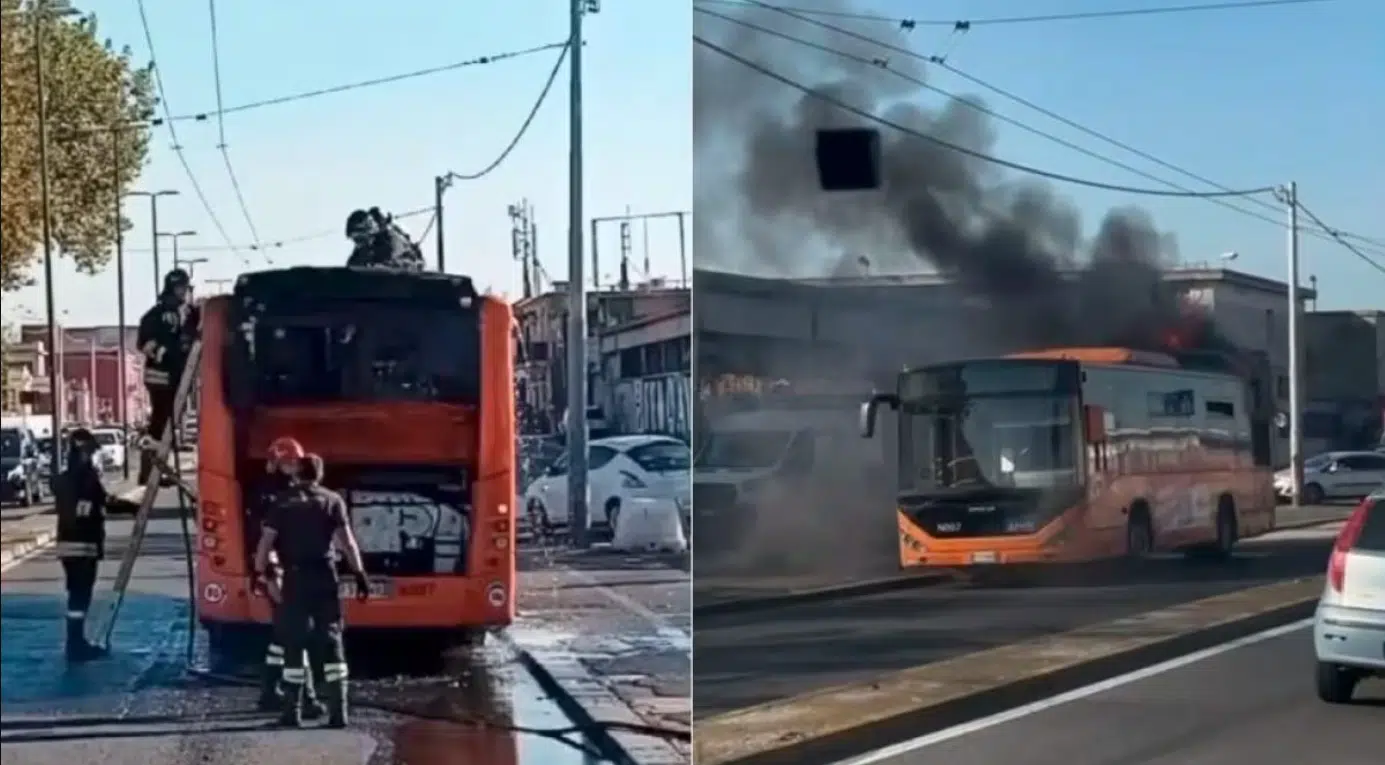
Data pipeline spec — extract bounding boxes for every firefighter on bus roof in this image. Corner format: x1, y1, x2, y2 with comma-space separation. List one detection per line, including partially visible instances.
54, 428, 140, 661
136, 268, 200, 485
255, 438, 327, 718
254, 445, 370, 728
344, 207, 424, 271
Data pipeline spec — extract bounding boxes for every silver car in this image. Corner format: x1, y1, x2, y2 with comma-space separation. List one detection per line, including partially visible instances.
1276, 451, 1385, 504
1313, 486, 1385, 703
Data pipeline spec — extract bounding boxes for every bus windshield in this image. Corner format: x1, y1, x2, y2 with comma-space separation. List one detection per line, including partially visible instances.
901, 395, 1079, 492
242, 303, 480, 406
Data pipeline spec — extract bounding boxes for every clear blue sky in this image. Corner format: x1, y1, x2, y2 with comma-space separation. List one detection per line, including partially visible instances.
7, 0, 691, 326
697, 0, 1384, 310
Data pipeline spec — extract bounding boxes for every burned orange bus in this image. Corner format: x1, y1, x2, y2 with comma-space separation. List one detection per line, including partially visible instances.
859, 347, 1276, 568
194, 267, 515, 652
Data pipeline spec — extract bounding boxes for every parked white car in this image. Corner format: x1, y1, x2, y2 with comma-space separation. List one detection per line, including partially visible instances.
523, 435, 691, 535
91, 428, 127, 470
1275, 451, 1385, 504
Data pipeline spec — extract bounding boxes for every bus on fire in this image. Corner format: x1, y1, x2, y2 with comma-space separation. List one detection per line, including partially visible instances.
194, 267, 516, 652
859, 347, 1276, 568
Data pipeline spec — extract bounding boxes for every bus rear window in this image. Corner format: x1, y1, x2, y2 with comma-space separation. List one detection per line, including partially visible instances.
241, 304, 480, 406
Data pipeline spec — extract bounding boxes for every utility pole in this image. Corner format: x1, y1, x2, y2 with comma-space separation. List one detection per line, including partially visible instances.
114, 129, 130, 477
1281, 181, 1304, 508
34, 0, 62, 476
129, 190, 179, 294
508, 200, 535, 298
434, 172, 460, 272
566, 0, 593, 548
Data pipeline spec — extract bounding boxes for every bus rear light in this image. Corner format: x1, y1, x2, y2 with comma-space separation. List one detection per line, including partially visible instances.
496, 503, 508, 515
486, 582, 507, 607
201, 501, 225, 520
211, 555, 227, 568
493, 536, 509, 550
1327, 499, 1370, 592
201, 535, 219, 551
494, 519, 509, 533
202, 519, 219, 534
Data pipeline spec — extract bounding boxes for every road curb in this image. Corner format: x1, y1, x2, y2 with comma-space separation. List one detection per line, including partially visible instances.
0, 530, 55, 572
504, 639, 641, 765
695, 577, 1322, 765
693, 572, 951, 618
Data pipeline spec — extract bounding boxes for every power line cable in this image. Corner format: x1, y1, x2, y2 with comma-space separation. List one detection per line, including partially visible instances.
694, 35, 1277, 199
697, 8, 1307, 230
206, 0, 262, 251
124, 207, 434, 254
3, 42, 569, 132
444, 41, 571, 180
732, 0, 1385, 257
699, 0, 1342, 28
1294, 197, 1385, 275
135, 0, 243, 263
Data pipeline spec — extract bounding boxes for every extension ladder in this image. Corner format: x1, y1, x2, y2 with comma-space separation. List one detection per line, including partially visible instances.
86, 340, 203, 648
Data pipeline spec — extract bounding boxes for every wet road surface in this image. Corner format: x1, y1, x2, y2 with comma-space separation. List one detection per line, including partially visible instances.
693, 525, 1342, 716
1, 489, 635, 764
513, 544, 691, 764
857, 621, 1383, 765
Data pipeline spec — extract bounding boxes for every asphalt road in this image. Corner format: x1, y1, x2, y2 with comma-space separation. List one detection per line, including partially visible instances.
0, 487, 623, 765
851, 621, 1383, 765
693, 527, 1342, 716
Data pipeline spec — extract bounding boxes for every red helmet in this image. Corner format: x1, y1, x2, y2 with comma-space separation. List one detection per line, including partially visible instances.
266, 436, 305, 472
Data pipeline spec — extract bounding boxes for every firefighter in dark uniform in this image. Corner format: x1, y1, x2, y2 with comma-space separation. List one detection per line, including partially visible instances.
255, 438, 327, 718
254, 444, 370, 728
344, 207, 424, 270
136, 268, 200, 485
54, 428, 140, 661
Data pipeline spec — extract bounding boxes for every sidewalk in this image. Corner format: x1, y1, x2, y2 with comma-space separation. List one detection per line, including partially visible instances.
513, 547, 691, 764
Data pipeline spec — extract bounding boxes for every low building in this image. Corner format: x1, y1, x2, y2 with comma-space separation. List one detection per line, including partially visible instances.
597, 308, 691, 441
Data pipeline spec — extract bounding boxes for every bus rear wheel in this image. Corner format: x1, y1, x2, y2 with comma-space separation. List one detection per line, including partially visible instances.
1125, 506, 1154, 558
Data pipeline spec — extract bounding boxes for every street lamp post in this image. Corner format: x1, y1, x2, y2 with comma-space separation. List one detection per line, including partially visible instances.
127, 190, 179, 294
157, 230, 198, 272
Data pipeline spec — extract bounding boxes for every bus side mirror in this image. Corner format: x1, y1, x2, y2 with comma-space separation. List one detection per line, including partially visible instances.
860, 392, 899, 439
1083, 405, 1108, 443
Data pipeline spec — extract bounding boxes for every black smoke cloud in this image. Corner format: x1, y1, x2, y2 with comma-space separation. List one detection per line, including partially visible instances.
694, 2, 1224, 353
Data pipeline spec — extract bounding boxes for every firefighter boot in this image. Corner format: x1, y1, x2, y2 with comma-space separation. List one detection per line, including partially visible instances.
302, 655, 326, 720
65, 617, 109, 662
277, 681, 304, 728
324, 680, 349, 729
256, 664, 283, 711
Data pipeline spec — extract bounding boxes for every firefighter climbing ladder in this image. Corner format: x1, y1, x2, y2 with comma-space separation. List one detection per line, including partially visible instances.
87, 340, 203, 648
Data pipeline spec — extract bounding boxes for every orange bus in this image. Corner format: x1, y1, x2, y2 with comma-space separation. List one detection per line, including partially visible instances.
859, 347, 1276, 568
194, 267, 515, 653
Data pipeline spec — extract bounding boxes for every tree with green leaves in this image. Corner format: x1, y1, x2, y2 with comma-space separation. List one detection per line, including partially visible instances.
1, 0, 156, 292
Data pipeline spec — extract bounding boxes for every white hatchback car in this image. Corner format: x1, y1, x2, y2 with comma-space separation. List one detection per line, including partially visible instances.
1275, 451, 1385, 504
91, 428, 127, 470
1313, 486, 1385, 703
523, 435, 691, 534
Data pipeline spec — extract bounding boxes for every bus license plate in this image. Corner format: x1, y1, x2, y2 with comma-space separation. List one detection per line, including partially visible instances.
971, 551, 998, 564
339, 579, 390, 599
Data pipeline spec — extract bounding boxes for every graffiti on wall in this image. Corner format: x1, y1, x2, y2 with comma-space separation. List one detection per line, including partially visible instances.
611, 372, 691, 442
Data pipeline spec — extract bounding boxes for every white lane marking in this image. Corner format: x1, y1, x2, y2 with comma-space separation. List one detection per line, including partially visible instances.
830, 617, 1314, 765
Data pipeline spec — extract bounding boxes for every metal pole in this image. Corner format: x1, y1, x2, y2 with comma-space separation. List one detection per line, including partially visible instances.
434, 175, 446, 272
565, 0, 589, 548
589, 218, 600, 290
1285, 181, 1304, 507
150, 196, 161, 292
676, 212, 687, 286
34, 1, 64, 477
171, 235, 180, 270
115, 136, 130, 478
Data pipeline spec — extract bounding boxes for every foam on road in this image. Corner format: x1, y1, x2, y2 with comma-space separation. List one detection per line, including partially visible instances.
845, 622, 1382, 765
